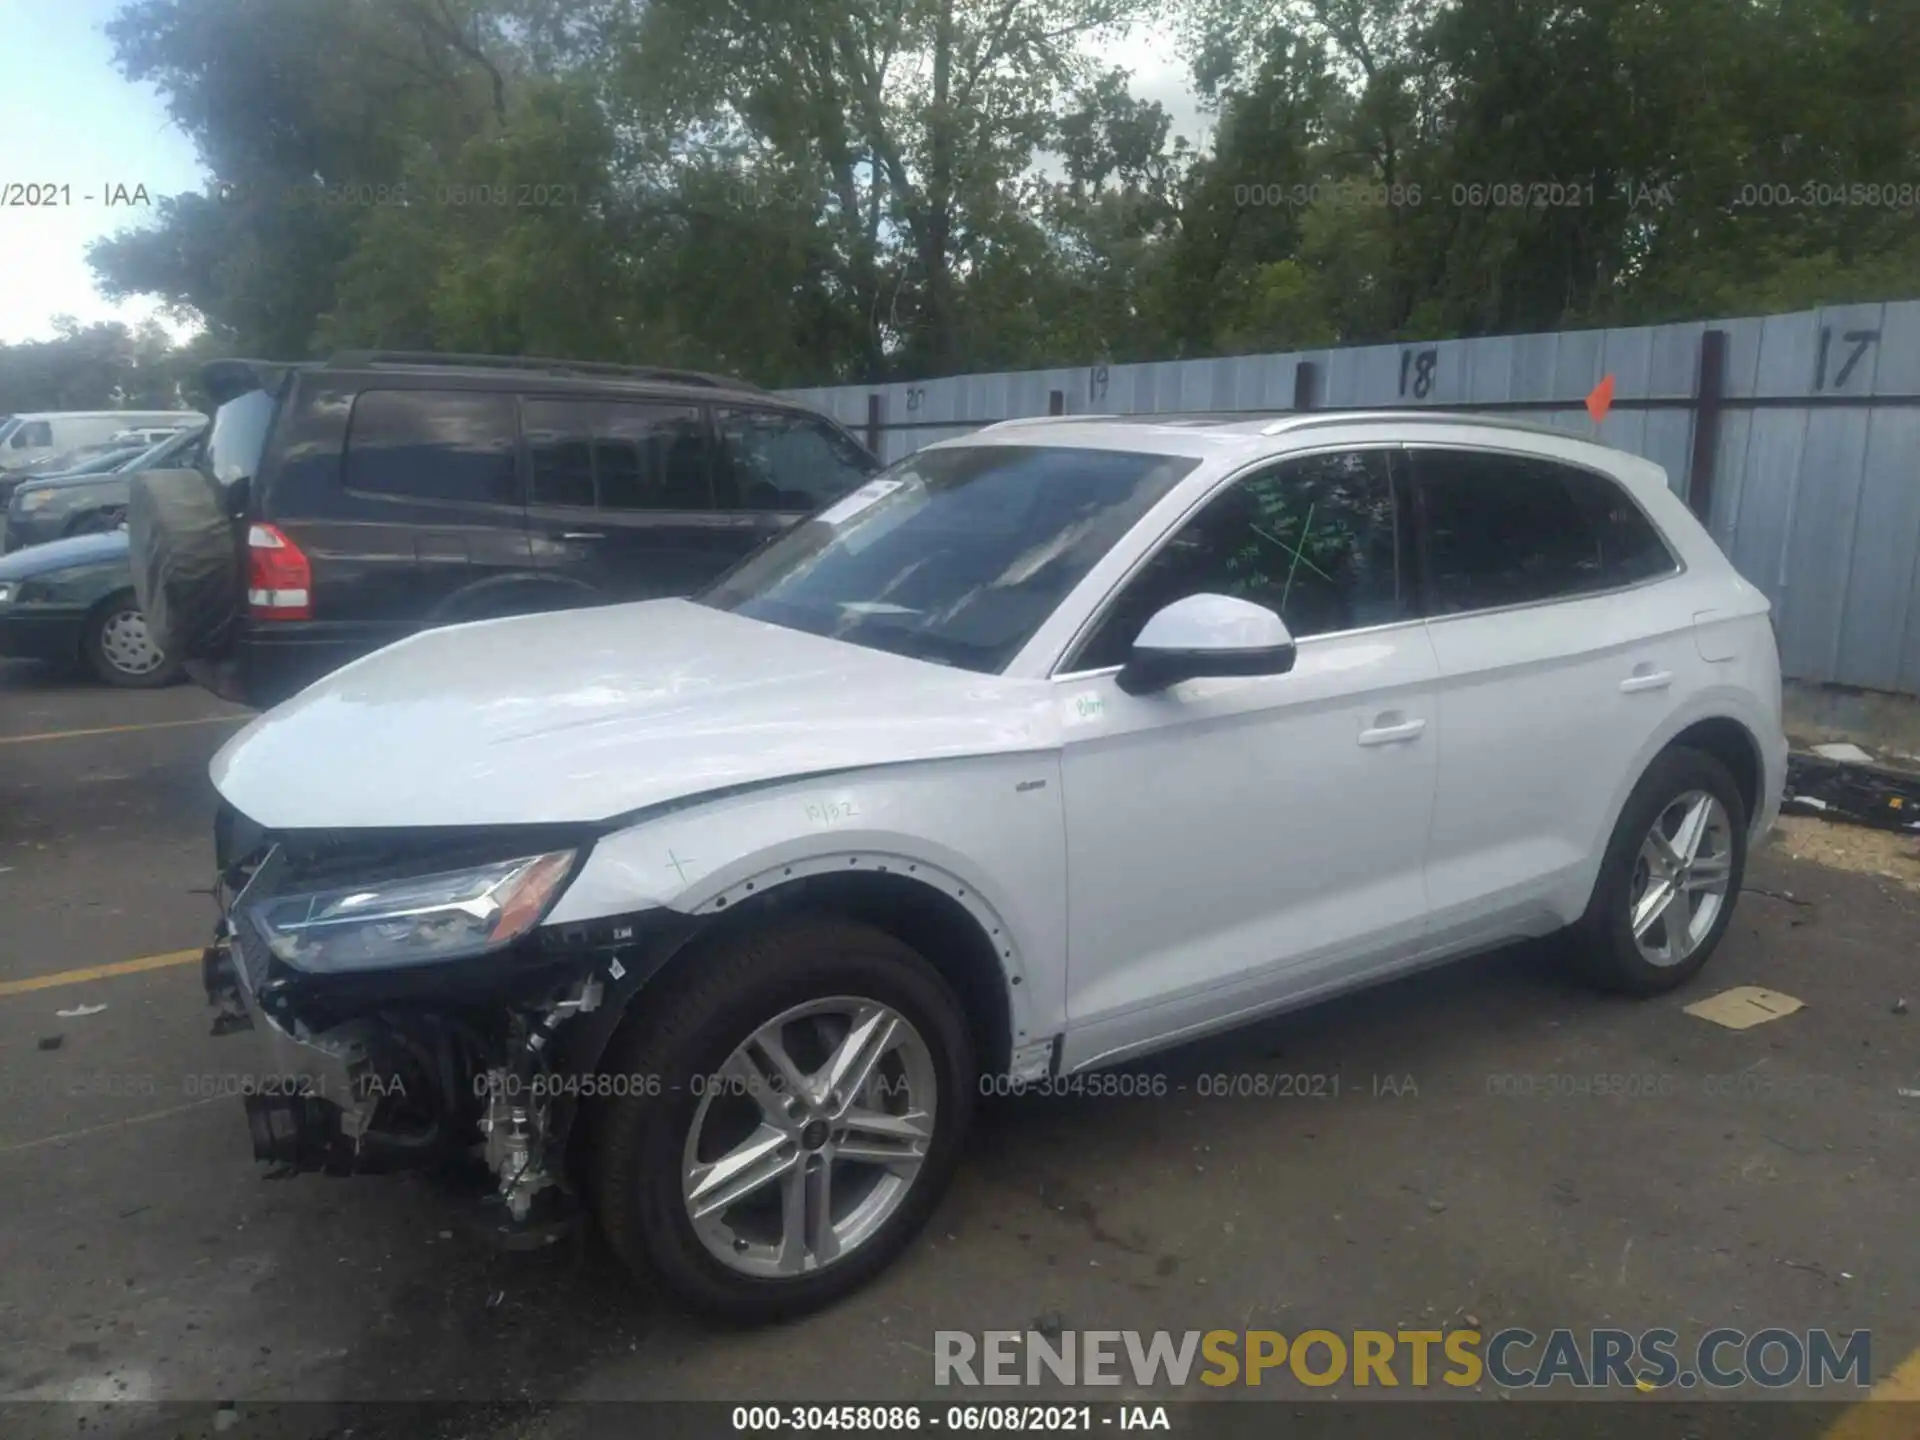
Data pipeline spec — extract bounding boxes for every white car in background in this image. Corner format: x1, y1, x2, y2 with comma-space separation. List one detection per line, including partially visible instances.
0, 409, 205, 473
200, 410, 1786, 1323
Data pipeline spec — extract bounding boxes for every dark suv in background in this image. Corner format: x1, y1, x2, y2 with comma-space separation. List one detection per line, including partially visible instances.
170, 352, 878, 708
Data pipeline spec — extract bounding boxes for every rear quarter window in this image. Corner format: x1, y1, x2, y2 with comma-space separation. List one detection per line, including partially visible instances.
1414, 449, 1677, 613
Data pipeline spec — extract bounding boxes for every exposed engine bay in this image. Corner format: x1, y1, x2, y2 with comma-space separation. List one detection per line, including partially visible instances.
201, 802, 693, 1244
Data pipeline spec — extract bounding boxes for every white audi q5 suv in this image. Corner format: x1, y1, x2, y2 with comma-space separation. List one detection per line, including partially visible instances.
198, 410, 1787, 1321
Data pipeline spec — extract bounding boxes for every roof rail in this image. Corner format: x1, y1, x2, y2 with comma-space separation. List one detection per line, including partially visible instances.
323, 351, 764, 392
1261, 409, 1591, 440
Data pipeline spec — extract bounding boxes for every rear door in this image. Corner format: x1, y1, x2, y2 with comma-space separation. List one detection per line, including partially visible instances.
713, 406, 878, 546
316, 386, 529, 630
522, 397, 756, 601
1409, 445, 1690, 944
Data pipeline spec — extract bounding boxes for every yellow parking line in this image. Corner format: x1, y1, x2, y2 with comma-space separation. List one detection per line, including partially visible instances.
0, 714, 248, 746
0, 948, 202, 998
1821, 1343, 1920, 1439
0, 1098, 224, 1156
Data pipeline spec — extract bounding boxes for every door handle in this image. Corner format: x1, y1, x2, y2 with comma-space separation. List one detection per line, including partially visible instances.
561, 531, 606, 541
1619, 667, 1673, 694
1358, 717, 1426, 746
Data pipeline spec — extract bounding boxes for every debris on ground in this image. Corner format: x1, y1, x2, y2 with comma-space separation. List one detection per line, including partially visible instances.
54, 1002, 108, 1019
1783, 754, 1920, 833
37, 1034, 63, 1051
1894, 999, 1910, 1016
1811, 742, 1875, 764
1684, 986, 1805, 1030
1770, 815, 1920, 891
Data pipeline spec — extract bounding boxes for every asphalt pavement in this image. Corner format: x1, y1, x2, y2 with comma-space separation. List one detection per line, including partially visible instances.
0, 656, 1915, 1440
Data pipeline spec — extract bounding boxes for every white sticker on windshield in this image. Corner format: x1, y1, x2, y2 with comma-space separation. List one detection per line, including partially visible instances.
817, 478, 905, 526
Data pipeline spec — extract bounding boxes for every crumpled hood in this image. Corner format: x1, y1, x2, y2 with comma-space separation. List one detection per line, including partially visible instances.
211, 599, 1060, 831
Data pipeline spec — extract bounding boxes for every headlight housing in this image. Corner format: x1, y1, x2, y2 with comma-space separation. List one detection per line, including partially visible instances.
245, 850, 576, 973
0, 582, 13, 605
15, 489, 61, 512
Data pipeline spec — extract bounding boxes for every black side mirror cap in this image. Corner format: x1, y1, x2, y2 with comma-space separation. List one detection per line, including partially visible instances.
1115, 641, 1297, 696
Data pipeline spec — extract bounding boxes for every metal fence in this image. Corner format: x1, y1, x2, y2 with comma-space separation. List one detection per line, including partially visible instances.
781, 301, 1920, 696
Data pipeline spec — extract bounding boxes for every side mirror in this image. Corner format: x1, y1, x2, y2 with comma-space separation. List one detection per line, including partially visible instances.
1115, 593, 1297, 696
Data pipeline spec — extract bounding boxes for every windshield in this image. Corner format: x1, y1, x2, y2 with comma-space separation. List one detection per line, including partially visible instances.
698, 444, 1196, 674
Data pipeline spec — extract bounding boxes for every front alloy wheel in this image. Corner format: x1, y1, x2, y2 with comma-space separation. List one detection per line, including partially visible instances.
593, 916, 975, 1323
683, 997, 937, 1278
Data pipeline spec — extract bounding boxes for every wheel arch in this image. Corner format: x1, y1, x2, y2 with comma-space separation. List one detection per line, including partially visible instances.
424, 571, 600, 626
1665, 715, 1763, 826
621, 862, 1020, 1080
557, 862, 1025, 1182
1575, 701, 1770, 918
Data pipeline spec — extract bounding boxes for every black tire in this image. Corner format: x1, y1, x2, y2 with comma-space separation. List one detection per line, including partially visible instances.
1573, 746, 1748, 995
83, 593, 184, 689
591, 916, 976, 1323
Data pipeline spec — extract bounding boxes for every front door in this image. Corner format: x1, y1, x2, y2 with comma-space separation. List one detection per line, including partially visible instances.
522, 397, 763, 601
1056, 447, 1440, 1071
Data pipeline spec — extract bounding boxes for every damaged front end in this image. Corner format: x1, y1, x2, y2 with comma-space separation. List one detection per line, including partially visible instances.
202, 804, 690, 1245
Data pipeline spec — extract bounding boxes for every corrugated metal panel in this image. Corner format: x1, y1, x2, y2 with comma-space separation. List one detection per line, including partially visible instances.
780, 302, 1920, 694
1836, 409, 1920, 690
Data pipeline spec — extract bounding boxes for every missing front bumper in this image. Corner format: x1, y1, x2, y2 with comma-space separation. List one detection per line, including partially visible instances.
202, 935, 391, 1172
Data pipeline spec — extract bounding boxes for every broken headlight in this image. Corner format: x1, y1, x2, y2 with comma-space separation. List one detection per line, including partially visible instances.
245, 851, 576, 973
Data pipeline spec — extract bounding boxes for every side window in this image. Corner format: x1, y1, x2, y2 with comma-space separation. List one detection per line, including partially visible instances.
1075, 449, 1404, 671
714, 409, 875, 512
344, 390, 518, 504
16, 421, 51, 448
1564, 468, 1678, 586
1414, 450, 1675, 614
522, 400, 711, 511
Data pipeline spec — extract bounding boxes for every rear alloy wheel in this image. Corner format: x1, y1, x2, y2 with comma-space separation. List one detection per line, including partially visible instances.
1575, 746, 1748, 994
592, 916, 975, 1323
84, 595, 182, 688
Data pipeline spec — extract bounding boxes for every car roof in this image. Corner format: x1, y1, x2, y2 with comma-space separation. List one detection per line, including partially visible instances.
201, 354, 849, 427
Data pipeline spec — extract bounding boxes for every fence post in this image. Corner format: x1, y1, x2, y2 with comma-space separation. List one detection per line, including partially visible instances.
1686, 330, 1728, 522
865, 393, 883, 455
1048, 389, 1065, 416
1293, 360, 1320, 412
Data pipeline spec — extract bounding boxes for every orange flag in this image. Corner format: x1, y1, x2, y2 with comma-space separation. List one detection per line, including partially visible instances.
1586, 373, 1616, 423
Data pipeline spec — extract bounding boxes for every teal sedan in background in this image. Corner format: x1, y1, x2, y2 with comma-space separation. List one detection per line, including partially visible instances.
0, 529, 182, 687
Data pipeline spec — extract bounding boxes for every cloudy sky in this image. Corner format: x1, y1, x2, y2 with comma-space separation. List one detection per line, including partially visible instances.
0, 7, 1207, 346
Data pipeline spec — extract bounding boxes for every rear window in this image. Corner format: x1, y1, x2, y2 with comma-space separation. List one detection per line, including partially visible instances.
206, 389, 279, 487
344, 389, 518, 505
